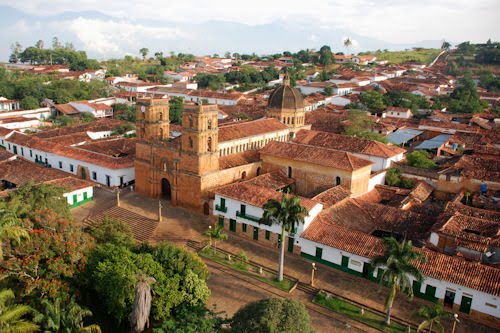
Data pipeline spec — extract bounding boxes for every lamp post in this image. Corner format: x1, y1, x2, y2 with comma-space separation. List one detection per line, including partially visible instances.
208, 225, 212, 248
310, 262, 317, 287
451, 313, 459, 333
158, 200, 162, 222
115, 187, 120, 207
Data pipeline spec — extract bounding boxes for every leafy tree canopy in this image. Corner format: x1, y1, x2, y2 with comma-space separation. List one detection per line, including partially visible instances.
406, 151, 437, 169
231, 298, 313, 333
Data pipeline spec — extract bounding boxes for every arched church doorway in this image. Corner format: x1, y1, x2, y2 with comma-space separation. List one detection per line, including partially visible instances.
161, 178, 171, 200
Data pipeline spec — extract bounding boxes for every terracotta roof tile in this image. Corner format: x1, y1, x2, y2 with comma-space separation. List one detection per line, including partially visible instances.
312, 185, 351, 207
294, 129, 405, 158
218, 118, 288, 142
260, 141, 373, 171
219, 150, 260, 169
215, 181, 317, 211
246, 171, 295, 190
302, 214, 500, 296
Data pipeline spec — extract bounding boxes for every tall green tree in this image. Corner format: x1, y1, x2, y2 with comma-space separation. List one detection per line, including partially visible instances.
231, 298, 313, 333
0, 289, 38, 333
262, 193, 308, 281
139, 48, 149, 61
417, 303, 450, 333
441, 41, 451, 50
318, 45, 333, 66
372, 238, 426, 325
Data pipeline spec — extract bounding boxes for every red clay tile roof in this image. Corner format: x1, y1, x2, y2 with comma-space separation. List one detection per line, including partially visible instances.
294, 129, 405, 158
218, 118, 288, 142
6, 132, 134, 170
54, 104, 79, 115
0, 157, 92, 190
302, 214, 500, 296
301, 216, 385, 258
453, 154, 500, 183
260, 141, 373, 171
214, 181, 317, 211
219, 150, 260, 170
246, 171, 295, 190
312, 185, 351, 208
0, 150, 14, 162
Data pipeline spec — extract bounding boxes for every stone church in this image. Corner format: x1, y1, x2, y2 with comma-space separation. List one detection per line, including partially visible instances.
134, 74, 374, 213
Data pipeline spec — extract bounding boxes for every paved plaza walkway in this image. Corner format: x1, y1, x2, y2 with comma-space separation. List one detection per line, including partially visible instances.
73, 188, 496, 333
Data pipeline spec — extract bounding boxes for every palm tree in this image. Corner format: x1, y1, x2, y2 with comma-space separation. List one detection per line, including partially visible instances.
344, 37, 353, 55
204, 225, 228, 255
262, 193, 308, 282
0, 208, 30, 260
131, 273, 156, 333
0, 289, 39, 333
372, 237, 426, 325
417, 303, 450, 333
35, 297, 101, 332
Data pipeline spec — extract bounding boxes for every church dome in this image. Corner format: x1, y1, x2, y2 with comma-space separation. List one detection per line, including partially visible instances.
267, 74, 304, 109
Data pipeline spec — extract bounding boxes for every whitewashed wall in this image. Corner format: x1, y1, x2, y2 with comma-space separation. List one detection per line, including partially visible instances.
63, 186, 94, 205
214, 194, 323, 237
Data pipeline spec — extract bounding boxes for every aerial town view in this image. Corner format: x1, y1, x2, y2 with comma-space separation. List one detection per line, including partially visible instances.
0, 1, 498, 332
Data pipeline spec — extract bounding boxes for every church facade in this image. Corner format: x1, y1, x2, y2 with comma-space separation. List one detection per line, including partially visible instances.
134, 75, 377, 213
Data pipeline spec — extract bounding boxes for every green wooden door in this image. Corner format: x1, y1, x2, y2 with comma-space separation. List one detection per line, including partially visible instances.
341, 255, 349, 268
253, 227, 259, 240
229, 219, 236, 232
425, 285, 437, 302
72, 194, 78, 205
218, 216, 224, 227
83, 192, 88, 200
459, 296, 472, 314
287, 237, 294, 253
315, 247, 323, 259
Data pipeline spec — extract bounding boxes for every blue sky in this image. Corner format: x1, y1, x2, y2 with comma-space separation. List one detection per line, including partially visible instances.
0, 1, 498, 60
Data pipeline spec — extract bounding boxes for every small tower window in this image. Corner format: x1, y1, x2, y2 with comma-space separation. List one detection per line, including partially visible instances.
336, 176, 341, 186
163, 161, 167, 172
288, 166, 292, 178
159, 127, 164, 139
208, 119, 212, 129
241, 171, 246, 179
207, 137, 212, 152
189, 136, 193, 148
159, 112, 163, 121
189, 114, 193, 128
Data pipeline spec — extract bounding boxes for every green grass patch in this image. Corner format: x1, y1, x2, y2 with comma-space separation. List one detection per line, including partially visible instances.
199, 247, 296, 292
313, 291, 415, 333
375, 49, 441, 65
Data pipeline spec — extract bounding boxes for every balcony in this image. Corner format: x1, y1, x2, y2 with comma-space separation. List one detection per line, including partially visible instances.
236, 211, 262, 223
215, 204, 227, 213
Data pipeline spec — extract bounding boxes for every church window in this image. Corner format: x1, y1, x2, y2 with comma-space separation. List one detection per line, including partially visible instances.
159, 112, 163, 121
292, 117, 295, 125
159, 127, 164, 139
288, 166, 292, 178
336, 176, 341, 186
208, 137, 212, 152
163, 161, 167, 172
208, 119, 212, 129
189, 114, 193, 128
241, 171, 246, 179
189, 136, 193, 148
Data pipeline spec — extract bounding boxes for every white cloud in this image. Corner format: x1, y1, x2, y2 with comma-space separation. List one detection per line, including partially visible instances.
1, 0, 499, 45
63, 17, 192, 56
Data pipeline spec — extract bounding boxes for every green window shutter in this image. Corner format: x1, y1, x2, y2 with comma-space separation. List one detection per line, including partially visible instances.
242, 223, 247, 232
265, 230, 270, 240
240, 204, 246, 215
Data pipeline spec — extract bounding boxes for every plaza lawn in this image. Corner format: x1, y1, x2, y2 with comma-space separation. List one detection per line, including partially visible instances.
199, 247, 296, 292
375, 49, 441, 65
313, 291, 415, 333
